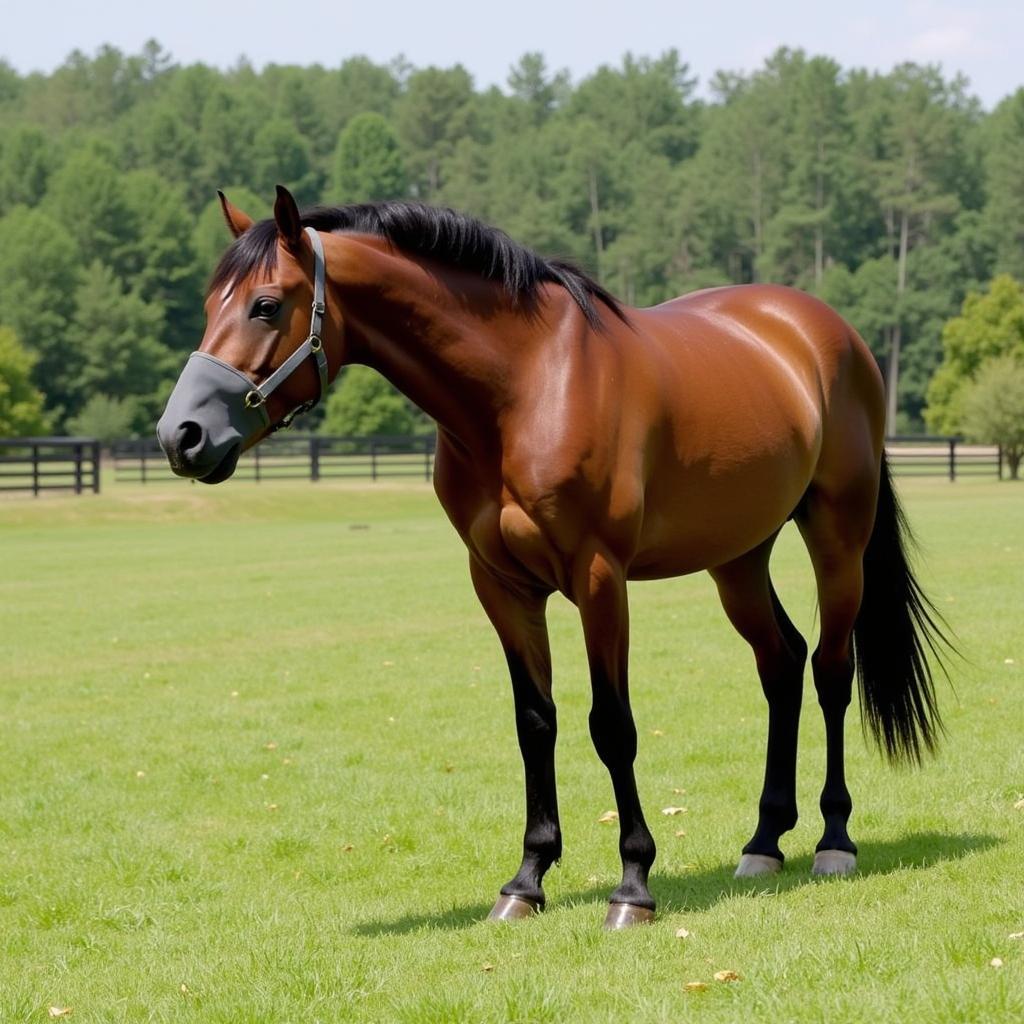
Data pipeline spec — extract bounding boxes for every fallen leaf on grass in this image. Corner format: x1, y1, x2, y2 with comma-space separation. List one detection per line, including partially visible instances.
598, 810, 618, 824
714, 969, 741, 982
650, 729, 665, 737
266, 803, 278, 811
662, 806, 687, 816
1009, 931, 1024, 940
1005, 658, 1015, 665
481, 963, 495, 973
135, 770, 146, 778
684, 982, 707, 992
48, 1010, 72, 1020
341, 844, 354, 852
180, 984, 191, 996
672, 788, 686, 795
1014, 798, 1024, 811
264, 742, 278, 750
674, 830, 687, 838
675, 927, 691, 939
990, 958, 1004, 969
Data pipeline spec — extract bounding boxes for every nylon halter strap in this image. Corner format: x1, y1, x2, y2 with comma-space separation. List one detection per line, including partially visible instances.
243, 226, 329, 431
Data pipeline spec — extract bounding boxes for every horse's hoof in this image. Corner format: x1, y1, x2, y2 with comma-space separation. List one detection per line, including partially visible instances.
734, 853, 783, 878
812, 850, 857, 876
603, 903, 655, 929
487, 894, 541, 922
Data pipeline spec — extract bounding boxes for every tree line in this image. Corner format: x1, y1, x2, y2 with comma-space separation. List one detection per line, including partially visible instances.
0, 41, 1022, 444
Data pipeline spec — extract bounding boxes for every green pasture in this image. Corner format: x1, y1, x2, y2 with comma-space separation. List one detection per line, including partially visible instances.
0, 478, 1021, 1023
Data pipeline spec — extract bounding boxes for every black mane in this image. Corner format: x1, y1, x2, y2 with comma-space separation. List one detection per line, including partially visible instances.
209, 201, 625, 329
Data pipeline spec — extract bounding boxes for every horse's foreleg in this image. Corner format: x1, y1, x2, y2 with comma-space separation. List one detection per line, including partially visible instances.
574, 546, 656, 928
469, 557, 560, 919
710, 539, 807, 877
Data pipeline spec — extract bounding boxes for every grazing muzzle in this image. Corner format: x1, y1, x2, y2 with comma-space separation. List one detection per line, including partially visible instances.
156, 226, 328, 483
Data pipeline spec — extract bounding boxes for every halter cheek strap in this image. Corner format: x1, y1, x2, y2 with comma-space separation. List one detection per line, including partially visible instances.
243, 226, 330, 430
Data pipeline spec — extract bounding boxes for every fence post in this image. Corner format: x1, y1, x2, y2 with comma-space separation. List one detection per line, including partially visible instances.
139, 439, 147, 484
948, 438, 956, 482
73, 442, 83, 494
310, 435, 320, 482
92, 441, 101, 493
997, 445, 1003, 481
424, 438, 431, 482
32, 443, 39, 496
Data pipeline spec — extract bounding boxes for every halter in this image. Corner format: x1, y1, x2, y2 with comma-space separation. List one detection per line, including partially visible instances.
157, 226, 332, 466
241, 226, 329, 431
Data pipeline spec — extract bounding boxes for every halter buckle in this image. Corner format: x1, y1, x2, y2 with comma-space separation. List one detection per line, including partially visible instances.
244, 389, 265, 409
309, 335, 323, 353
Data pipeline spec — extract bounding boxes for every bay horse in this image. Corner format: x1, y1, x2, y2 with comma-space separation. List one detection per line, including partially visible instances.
157, 185, 947, 929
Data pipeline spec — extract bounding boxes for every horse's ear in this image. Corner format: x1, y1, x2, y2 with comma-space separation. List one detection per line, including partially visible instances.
274, 184, 303, 252
217, 190, 253, 238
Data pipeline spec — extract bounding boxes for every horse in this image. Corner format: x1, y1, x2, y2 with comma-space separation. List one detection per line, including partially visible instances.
157, 185, 948, 929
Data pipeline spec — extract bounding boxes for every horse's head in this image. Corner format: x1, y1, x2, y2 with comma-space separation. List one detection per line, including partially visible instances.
157, 186, 336, 483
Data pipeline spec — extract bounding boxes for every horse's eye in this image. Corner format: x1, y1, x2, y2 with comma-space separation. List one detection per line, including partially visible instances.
252, 297, 280, 320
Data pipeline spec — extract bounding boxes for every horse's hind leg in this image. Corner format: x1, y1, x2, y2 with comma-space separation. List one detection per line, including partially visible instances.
796, 478, 877, 876
710, 535, 807, 877
469, 557, 561, 920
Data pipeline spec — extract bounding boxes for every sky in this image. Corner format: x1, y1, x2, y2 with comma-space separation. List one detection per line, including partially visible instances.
2, 0, 1022, 109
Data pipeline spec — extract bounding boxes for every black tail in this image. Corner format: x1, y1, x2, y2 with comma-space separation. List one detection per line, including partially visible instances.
852, 454, 951, 764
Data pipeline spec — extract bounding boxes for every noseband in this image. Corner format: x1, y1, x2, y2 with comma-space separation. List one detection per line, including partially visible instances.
243, 226, 329, 431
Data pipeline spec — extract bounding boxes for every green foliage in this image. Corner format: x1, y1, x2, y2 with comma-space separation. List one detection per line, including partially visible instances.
0, 126, 55, 215
250, 118, 318, 204
65, 393, 139, 442
960, 356, 1024, 478
395, 65, 476, 197
331, 112, 407, 203
983, 89, 1024, 278
0, 205, 82, 420
45, 148, 136, 279
0, 42, 1021, 433
0, 326, 49, 435
926, 274, 1024, 433
65, 261, 171, 423
319, 366, 416, 436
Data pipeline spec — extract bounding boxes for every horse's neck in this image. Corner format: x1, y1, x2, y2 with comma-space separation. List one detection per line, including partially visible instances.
327, 237, 544, 449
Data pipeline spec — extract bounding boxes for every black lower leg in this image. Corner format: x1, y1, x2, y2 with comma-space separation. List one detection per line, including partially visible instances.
743, 596, 806, 861
813, 652, 856, 855
499, 653, 561, 906
590, 692, 656, 909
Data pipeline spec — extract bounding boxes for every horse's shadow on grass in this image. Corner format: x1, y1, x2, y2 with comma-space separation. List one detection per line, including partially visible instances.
351, 831, 999, 937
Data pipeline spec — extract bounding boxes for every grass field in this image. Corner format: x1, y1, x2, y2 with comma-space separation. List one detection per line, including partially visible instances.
1, 477, 1022, 1023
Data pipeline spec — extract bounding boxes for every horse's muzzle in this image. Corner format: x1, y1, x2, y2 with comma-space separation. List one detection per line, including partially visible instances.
156, 352, 267, 483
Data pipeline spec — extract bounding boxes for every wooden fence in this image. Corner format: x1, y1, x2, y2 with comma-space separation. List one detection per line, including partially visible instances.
110, 434, 436, 484
0, 434, 1005, 496
0, 437, 101, 495
884, 436, 1003, 480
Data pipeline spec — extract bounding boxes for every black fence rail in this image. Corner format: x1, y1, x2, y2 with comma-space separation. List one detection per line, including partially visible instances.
111, 434, 436, 484
0, 437, 101, 495
1, 435, 1003, 495
885, 436, 1003, 480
